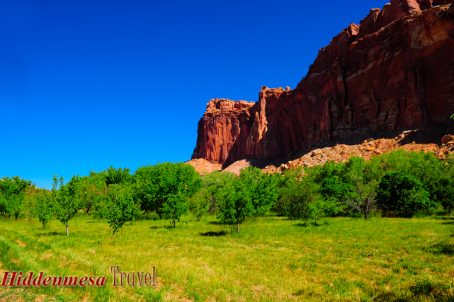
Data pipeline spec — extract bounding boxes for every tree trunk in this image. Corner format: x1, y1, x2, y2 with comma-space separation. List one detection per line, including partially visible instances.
364, 211, 368, 220
66, 224, 69, 236
237, 221, 240, 233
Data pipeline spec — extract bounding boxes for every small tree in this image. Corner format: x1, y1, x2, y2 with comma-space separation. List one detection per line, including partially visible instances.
308, 198, 329, 226
238, 167, 278, 216
52, 176, 81, 236
188, 189, 211, 221
346, 180, 378, 220
78, 172, 108, 214
162, 193, 187, 228
134, 163, 201, 222
34, 191, 54, 228
278, 174, 321, 221
104, 184, 140, 238
0, 177, 31, 219
217, 179, 253, 233
188, 172, 237, 220
320, 176, 352, 216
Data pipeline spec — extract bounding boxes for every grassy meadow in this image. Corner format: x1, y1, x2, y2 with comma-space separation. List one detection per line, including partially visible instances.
0, 215, 453, 302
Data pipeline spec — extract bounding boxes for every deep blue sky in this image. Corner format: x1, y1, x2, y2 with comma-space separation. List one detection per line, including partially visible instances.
1, 0, 388, 188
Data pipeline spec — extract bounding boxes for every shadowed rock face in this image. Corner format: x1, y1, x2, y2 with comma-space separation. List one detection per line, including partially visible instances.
192, 1, 454, 166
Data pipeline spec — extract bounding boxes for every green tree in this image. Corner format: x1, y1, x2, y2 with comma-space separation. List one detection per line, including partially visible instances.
238, 167, 278, 216
346, 180, 378, 220
217, 178, 253, 233
319, 176, 352, 216
274, 168, 303, 216
104, 184, 140, 237
78, 172, 108, 214
188, 189, 211, 221
0, 177, 31, 219
377, 172, 432, 217
103, 167, 132, 186
162, 193, 188, 228
134, 163, 201, 224
52, 176, 82, 236
278, 173, 321, 221
33, 191, 54, 228
188, 172, 236, 220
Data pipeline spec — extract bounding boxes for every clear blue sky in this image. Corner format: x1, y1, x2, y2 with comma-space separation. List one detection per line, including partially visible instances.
1, 0, 388, 188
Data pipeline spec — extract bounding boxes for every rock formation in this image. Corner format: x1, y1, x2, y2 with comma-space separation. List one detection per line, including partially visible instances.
192, 0, 454, 167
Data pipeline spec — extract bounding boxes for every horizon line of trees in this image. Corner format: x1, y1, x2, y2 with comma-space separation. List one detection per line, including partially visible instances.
0, 150, 453, 235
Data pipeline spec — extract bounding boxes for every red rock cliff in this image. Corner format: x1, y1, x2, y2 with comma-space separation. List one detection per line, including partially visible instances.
192, 0, 454, 166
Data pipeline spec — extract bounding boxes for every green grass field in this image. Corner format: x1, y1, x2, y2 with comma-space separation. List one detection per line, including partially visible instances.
0, 215, 453, 301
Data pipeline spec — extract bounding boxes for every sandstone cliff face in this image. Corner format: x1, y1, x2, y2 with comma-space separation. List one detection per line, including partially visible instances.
192, 99, 255, 164
192, 0, 454, 166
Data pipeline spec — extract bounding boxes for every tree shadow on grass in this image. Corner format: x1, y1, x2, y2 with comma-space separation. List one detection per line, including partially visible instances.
295, 221, 327, 227
441, 221, 454, 225
200, 231, 228, 237
207, 221, 223, 225
35, 232, 65, 237
430, 242, 454, 256
149, 226, 173, 230
367, 280, 454, 302
434, 216, 454, 221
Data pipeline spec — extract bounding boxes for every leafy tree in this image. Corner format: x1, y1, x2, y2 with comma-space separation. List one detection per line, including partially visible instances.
134, 163, 201, 225
103, 184, 140, 237
377, 172, 432, 217
217, 178, 253, 233
188, 172, 236, 220
103, 167, 132, 186
188, 189, 211, 221
310, 160, 357, 217
0, 177, 31, 219
33, 191, 54, 228
238, 167, 278, 216
78, 172, 108, 214
274, 168, 304, 216
52, 176, 82, 236
319, 176, 352, 216
204, 172, 236, 215
278, 174, 321, 221
307, 198, 329, 225
346, 180, 378, 220
162, 193, 187, 228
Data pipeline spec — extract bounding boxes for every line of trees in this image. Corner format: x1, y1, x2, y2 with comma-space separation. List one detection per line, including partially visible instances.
0, 150, 453, 235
